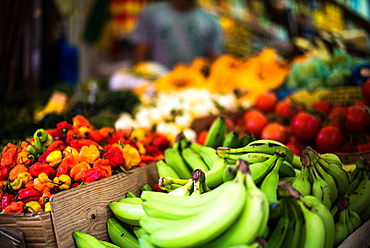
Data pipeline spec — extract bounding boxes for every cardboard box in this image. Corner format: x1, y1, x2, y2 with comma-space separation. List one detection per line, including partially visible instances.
0, 163, 159, 248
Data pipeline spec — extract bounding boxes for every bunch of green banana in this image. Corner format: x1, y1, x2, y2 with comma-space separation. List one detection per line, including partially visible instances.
267, 181, 329, 248
137, 159, 270, 248
162, 132, 229, 189
106, 218, 140, 248
347, 157, 370, 222
331, 195, 362, 247
291, 146, 350, 209
73, 231, 120, 248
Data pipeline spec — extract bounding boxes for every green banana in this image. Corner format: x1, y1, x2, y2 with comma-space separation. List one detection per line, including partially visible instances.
203, 159, 270, 247
333, 207, 349, 247
239, 132, 256, 147
222, 163, 237, 182
186, 140, 203, 153
138, 234, 156, 248
260, 154, 285, 204
266, 200, 290, 248
301, 195, 335, 248
280, 160, 296, 177
348, 207, 362, 232
291, 154, 302, 169
73, 231, 107, 248
319, 153, 344, 168
222, 131, 241, 148
181, 147, 209, 172
204, 116, 227, 148
281, 199, 302, 248
133, 226, 147, 239
197, 146, 218, 169
349, 178, 370, 214
291, 165, 311, 196
164, 148, 192, 179
146, 174, 247, 247
167, 178, 193, 196
313, 159, 339, 204
106, 218, 140, 248
310, 165, 332, 209
346, 169, 365, 196
317, 155, 350, 196
126, 192, 138, 198
118, 197, 143, 204
109, 202, 146, 226
156, 160, 180, 178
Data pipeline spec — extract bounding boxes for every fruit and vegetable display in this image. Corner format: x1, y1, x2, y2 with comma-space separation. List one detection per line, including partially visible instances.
0, 115, 170, 213
71, 113, 370, 248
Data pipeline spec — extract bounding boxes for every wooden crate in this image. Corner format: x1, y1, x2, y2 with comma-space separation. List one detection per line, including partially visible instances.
0, 163, 159, 248
338, 218, 370, 248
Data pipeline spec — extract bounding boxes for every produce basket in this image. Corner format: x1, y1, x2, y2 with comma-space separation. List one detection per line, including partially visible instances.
0, 163, 159, 248
338, 151, 370, 165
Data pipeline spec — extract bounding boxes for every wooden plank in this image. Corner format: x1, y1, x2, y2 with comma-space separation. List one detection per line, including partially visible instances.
50, 163, 159, 248
338, 218, 370, 248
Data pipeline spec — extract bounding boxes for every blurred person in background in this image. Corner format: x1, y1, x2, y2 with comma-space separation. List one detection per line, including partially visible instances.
131, 0, 224, 69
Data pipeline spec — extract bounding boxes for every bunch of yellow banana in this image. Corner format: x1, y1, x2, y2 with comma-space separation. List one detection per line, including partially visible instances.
108, 160, 270, 248
267, 181, 332, 248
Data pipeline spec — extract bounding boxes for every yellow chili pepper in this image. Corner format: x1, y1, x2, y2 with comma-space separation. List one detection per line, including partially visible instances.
136, 142, 146, 155
34, 172, 54, 192
53, 174, 71, 190
131, 128, 147, 142
78, 145, 100, 164
25, 201, 43, 213
122, 144, 142, 170
46, 150, 63, 168
44, 202, 51, 212
10, 172, 33, 190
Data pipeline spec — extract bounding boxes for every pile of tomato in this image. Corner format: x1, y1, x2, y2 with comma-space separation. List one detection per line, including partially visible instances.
237, 81, 370, 155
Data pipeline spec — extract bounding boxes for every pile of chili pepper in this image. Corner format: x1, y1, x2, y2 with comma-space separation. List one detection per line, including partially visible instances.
0, 115, 170, 213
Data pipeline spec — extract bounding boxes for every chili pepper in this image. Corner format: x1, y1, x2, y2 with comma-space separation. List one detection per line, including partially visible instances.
139, 154, 165, 166
24, 180, 34, 188
46, 140, 66, 151
71, 182, 80, 188
0, 145, 20, 168
34, 128, 54, 147
65, 129, 82, 146
39, 190, 53, 208
46, 150, 63, 168
131, 129, 147, 142
3, 201, 25, 213
70, 161, 90, 182
16, 151, 34, 167
9, 164, 29, 181
99, 127, 114, 143
53, 174, 71, 190
24, 201, 43, 213
46, 121, 71, 140
72, 115, 92, 129
1, 194, 15, 211
93, 158, 112, 178
16, 187, 42, 203
135, 142, 146, 155
34, 172, 55, 192
104, 146, 125, 170
87, 130, 105, 144
0, 166, 10, 180
37, 149, 52, 164
121, 144, 142, 170
81, 168, 102, 184
108, 130, 131, 144
10, 172, 33, 190
44, 202, 51, 212
29, 162, 56, 178
78, 145, 100, 164
69, 139, 99, 152
78, 126, 92, 139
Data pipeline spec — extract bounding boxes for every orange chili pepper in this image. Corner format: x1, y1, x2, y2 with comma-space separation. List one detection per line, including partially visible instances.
0, 144, 20, 168
16, 151, 35, 167
121, 144, 142, 170
78, 145, 100, 164
46, 140, 66, 151
72, 115, 93, 129
39, 190, 54, 208
9, 164, 29, 181
93, 158, 112, 178
34, 172, 54, 192
70, 161, 91, 182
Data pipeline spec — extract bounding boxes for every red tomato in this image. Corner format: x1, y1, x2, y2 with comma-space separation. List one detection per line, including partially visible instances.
255, 92, 278, 113
261, 123, 288, 143
274, 100, 305, 122
290, 112, 320, 140
312, 100, 331, 115
328, 106, 348, 132
242, 109, 268, 139
285, 142, 301, 156
345, 105, 370, 133
315, 126, 343, 153
362, 79, 370, 104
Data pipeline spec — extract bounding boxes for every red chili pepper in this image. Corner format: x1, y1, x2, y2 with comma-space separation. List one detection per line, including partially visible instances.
37, 150, 52, 164
81, 168, 102, 184
0, 145, 20, 168
88, 130, 105, 144
93, 158, 112, 178
104, 147, 125, 170
65, 129, 82, 146
0, 166, 10, 180
16, 187, 43, 203
108, 130, 131, 144
1, 194, 15, 211
69, 139, 99, 152
29, 162, 56, 178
